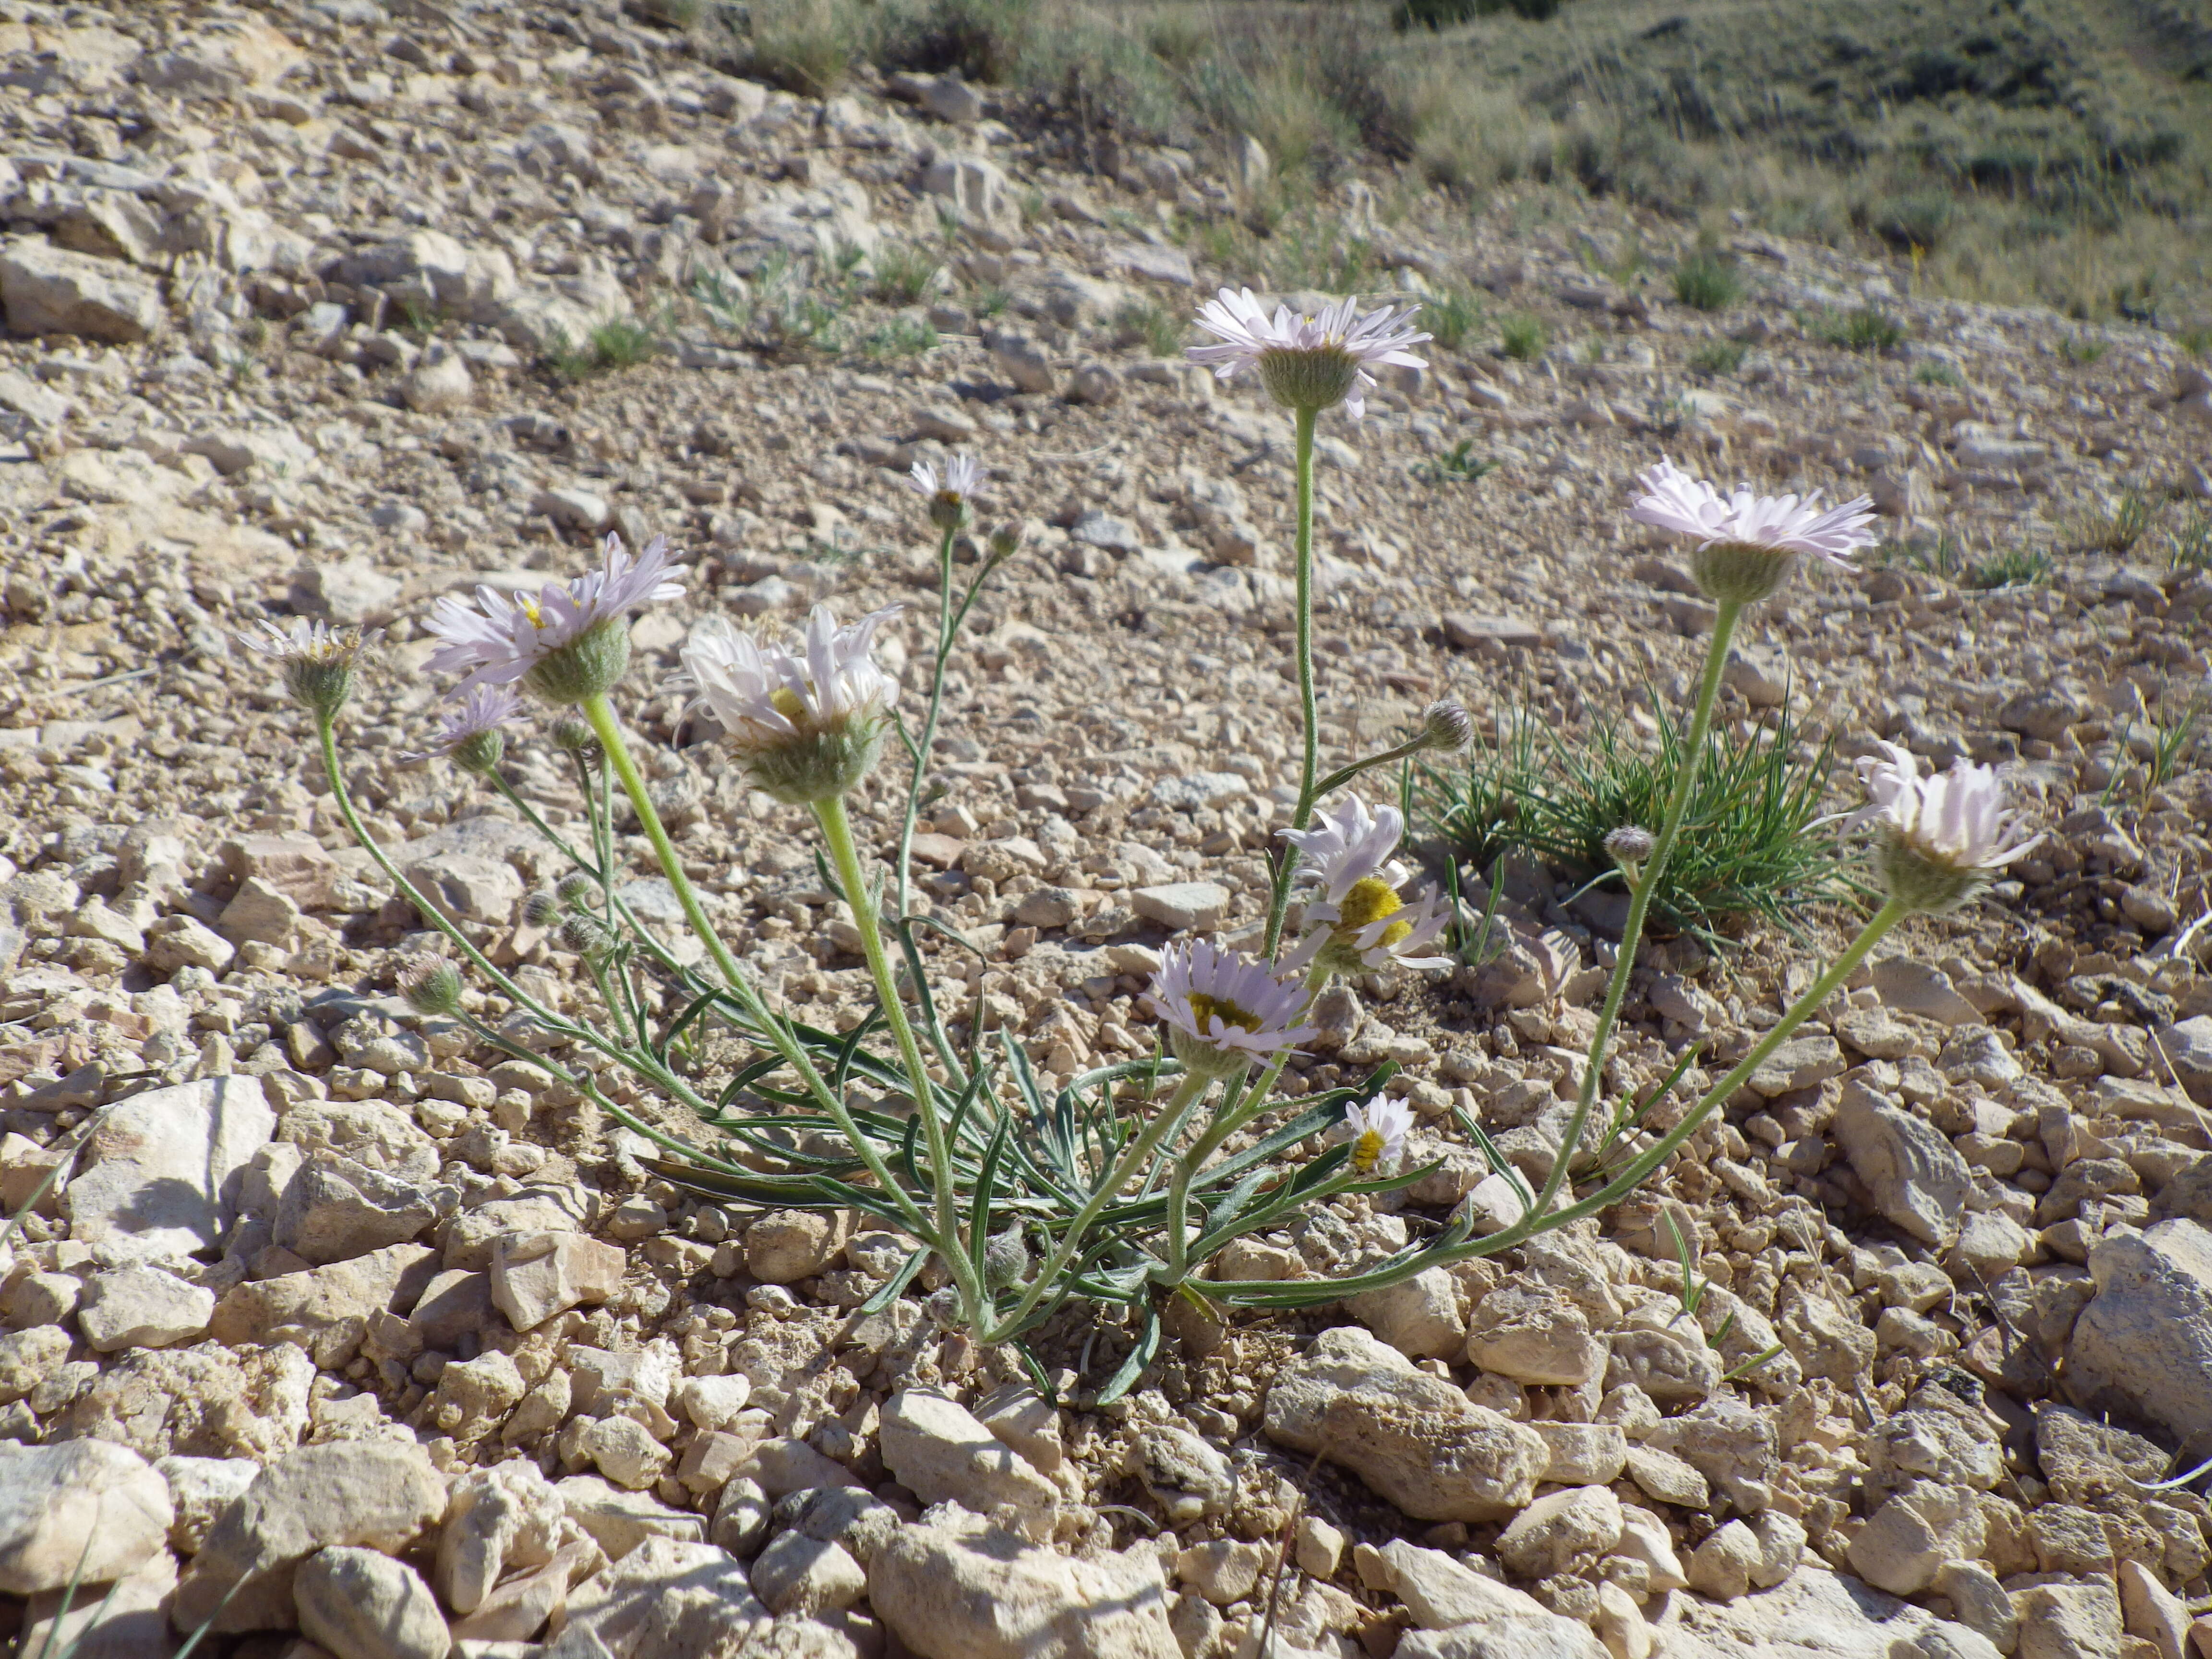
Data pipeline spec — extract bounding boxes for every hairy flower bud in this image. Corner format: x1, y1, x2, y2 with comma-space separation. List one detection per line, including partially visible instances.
552, 719, 602, 762
559, 912, 615, 956
555, 872, 600, 909
397, 957, 463, 1018
522, 890, 562, 929
1420, 699, 1474, 753
986, 519, 1027, 562
1604, 826, 1657, 865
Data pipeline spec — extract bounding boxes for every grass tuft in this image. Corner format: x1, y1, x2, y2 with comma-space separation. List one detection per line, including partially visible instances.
2168, 506, 2212, 572
2071, 487, 2160, 554
546, 318, 658, 380
1419, 693, 1858, 942
1425, 285, 1483, 351
1965, 547, 2054, 590
1811, 307, 1906, 352
1412, 438, 1497, 484
1689, 340, 1746, 376
870, 242, 944, 305
1498, 313, 1548, 361
856, 317, 939, 361
1672, 250, 1744, 312
1113, 298, 1187, 357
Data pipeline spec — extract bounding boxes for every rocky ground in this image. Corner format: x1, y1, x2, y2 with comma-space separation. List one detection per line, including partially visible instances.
6, 3, 2212, 1659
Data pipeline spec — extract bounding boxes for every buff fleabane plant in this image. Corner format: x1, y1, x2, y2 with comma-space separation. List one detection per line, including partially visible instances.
252, 447, 1478, 1398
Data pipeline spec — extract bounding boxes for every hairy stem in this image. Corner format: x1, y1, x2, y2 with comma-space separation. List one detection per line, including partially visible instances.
1533, 596, 1743, 1223
894, 519, 962, 922
578, 692, 941, 1247
1263, 404, 1323, 961
816, 791, 978, 1323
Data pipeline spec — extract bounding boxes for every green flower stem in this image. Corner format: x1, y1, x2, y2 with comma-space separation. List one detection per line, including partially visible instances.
1162, 962, 1331, 1281
814, 791, 974, 1319
894, 519, 962, 923
982, 1067, 1213, 1343
315, 712, 733, 1170
1263, 404, 1323, 961
1532, 596, 1743, 1224
1469, 893, 1909, 1251
577, 692, 943, 1252
1307, 733, 1434, 805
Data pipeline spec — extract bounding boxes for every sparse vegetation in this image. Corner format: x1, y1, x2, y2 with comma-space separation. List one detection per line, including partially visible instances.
1689, 340, 1747, 376
1424, 285, 1482, 351
1412, 438, 1496, 484
1499, 313, 1548, 360
869, 242, 944, 305
2168, 506, 2212, 572
2059, 334, 2108, 365
857, 317, 940, 361
1420, 695, 1857, 942
1914, 361, 1965, 387
1113, 298, 1187, 357
1811, 307, 1906, 352
2072, 488, 2160, 554
547, 317, 660, 380
1965, 547, 2055, 590
1672, 250, 1743, 312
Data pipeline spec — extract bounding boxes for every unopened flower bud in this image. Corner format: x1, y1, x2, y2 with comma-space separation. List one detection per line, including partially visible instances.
450, 726, 505, 777
397, 957, 463, 1018
555, 872, 599, 909
522, 890, 562, 928
1420, 699, 1473, 753
986, 519, 1027, 562
1604, 826, 1657, 866
982, 1223, 1028, 1289
552, 719, 601, 761
559, 912, 615, 955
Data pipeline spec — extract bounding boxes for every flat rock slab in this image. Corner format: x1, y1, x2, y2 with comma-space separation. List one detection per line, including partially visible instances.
66, 1075, 274, 1265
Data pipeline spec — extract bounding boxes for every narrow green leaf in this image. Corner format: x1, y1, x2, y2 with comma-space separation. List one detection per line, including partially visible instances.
1095, 1301, 1161, 1406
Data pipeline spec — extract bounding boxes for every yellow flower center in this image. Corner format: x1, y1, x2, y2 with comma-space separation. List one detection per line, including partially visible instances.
1350, 1127, 1387, 1174
769, 686, 808, 721
1187, 992, 1261, 1035
1337, 876, 1413, 947
518, 596, 545, 629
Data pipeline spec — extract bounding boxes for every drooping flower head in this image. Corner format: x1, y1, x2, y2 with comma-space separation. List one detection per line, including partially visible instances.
908, 453, 986, 532
679, 602, 902, 803
1341, 1094, 1415, 1177
402, 684, 520, 775
1630, 457, 1877, 605
1834, 741, 2043, 913
238, 617, 384, 717
1280, 796, 1454, 976
1188, 287, 1430, 418
397, 956, 463, 1018
424, 532, 684, 705
1143, 938, 1318, 1079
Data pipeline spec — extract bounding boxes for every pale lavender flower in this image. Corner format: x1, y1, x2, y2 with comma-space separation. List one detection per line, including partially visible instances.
1188, 287, 1430, 418
1143, 938, 1317, 1077
1280, 796, 1455, 974
1630, 457, 1877, 569
424, 532, 683, 699
678, 603, 902, 802
908, 453, 985, 502
1834, 741, 2043, 912
402, 684, 521, 766
237, 617, 383, 715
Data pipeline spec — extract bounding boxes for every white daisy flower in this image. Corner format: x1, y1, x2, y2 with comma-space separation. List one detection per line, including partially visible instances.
1280, 796, 1455, 975
1188, 287, 1430, 418
424, 532, 684, 704
1143, 939, 1318, 1078
1834, 741, 2042, 913
1340, 1093, 1415, 1176
402, 684, 520, 772
908, 453, 985, 502
678, 602, 902, 803
1630, 457, 1876, 603
237, 617, 383, 716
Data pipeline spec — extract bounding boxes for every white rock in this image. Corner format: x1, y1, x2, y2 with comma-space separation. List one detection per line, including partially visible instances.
867, 1505, 1179, 1659
66, 1076, 273, 1265
491, 1231, 625, 1331
437, 1459, 565, 1615
553, 1534, 768, 1655
295, 1546, 451, 1659
881, 1390, 1058, 1520
0, 1441, 174, 1595
76, 1263, 215, 1350
0, 235, 165, 340
1669, 1565, 1996, 1659
1346, 1266, 1467, 1360
1832, 1077, 1972, 1248
2064, 1217, 2212, 1450
1130, 882, 1230, 931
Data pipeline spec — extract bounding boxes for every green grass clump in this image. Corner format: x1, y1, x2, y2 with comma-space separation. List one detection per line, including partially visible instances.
1914, 362, 1964, 387
2167, 506, 2212, 572
1113, 299, 1187, 357
1419, 694, 1856, 942
1672, 250, 1744, 312
1425, 286, 1482, 351
547, 318, 659, 380
870, 243, 944, 305
2072, 488, 2160, 554
1689, 340, 1746, 376
857, 317, 939, 361
1812, 308, 1906, 352
1965, 547, 2054, 590
1499, 313, 1548, 360
2059, 334, 2107, 365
